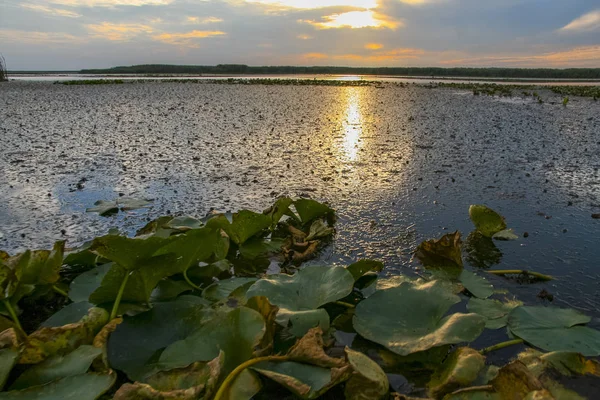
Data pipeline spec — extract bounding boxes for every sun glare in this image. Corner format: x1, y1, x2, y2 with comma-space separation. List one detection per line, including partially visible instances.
341, 89, 363, 161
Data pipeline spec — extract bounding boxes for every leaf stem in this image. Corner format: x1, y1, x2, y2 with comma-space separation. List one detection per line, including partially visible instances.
480, 339, 524, 355
3, 299, 24, 335
334, 301, 355, 308
183, 269, 201, 291
110, 272, 131, 320
213, 355, 289, 400
52, 285, 69, 298
487, 270, 553, 281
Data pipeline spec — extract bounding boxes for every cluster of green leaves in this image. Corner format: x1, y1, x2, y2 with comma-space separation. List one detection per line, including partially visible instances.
0, 201, 599, 399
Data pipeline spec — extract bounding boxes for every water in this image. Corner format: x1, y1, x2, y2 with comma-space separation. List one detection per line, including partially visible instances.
1, 80, 600, 324
8, 73, 600, 86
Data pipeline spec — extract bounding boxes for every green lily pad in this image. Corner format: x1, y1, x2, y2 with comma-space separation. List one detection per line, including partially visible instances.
344, 347, 389, 400
353, 280, 486, 356
206, 210, 271, 245
427, 347, 485, 398
239, 238, 284, 260
264, 197, 294, 228
0, 349, 18, 390
293, 199, 334, 225
118, 197, 153, 211
492, 229, 519, 241
459, 270, 493, 299
150, 279, 194, 302
202, 277, 257, 303
0, 373, 115, 400
69, 263, 112, 303
159, 307, 265, 375
10, 345, 102, 390
89, 256, 178, 306
508, 306, 600, 356
467, 298, 522, 329
469, 205, 507, 237
246, 266, 355, 337
20, 241, 65, 285
86, 200, 119, 216
305, 220, 334, 241
346, 260, 384, 281
42, 302, 93, 327
163, 216, 203, 231
107, 296, 213, 381
253, 361, 351, 399
217, 369, 262, 400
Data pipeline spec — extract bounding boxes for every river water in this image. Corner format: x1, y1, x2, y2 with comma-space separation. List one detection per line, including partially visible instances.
1, 80, 599, 336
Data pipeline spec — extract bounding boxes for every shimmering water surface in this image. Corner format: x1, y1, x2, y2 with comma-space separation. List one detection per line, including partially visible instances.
1, 81, 600, 326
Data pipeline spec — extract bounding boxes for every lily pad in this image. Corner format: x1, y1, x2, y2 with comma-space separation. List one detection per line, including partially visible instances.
293, 199, 334, 225
353, 280, 485, 356
508, 306, 600, 356
69, 263, 112, 303
246, 266, 355, 337
87, 198, 152, 216
206, 210, 271, 245
10, 345, 102, 390
0, 373, 115, 400
464, 231, 502, 269
107, 296, 213, 381
427, 347, 485, 398
41, 302, 94, 327
492, 229, 518, 241
159, 307, 265, 375
163, 216, 203, 231
202, 277, 257, 303
467, 298, 522, 330
150, 279, 193, 302
305, 219, 334, 241
344, 347, 389, 400
469, 205, 507, 237
415, 231, 463, 272
346, 260, 384, 281
239, 238, 284, 260
459, 270, 493, 299
0, 349, 18, 390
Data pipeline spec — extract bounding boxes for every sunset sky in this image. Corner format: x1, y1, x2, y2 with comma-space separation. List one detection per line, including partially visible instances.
1, 0, 599, 70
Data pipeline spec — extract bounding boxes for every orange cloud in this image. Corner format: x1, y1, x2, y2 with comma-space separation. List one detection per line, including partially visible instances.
297, 34, 313, 40
86, 22, 153, 41
365, 43, 383, 50
440, 46, 600, 67
185, 16, 224, 24
153, 30, 226, 46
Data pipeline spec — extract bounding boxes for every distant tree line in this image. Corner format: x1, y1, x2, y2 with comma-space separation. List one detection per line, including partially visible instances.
79, 64, 600, 79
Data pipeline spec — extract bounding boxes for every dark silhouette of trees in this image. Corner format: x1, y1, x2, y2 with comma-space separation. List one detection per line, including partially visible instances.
80, 64, 600, 79
0, 55, 7, 82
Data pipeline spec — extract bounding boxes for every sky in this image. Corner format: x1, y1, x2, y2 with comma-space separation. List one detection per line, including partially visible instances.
1, 0, 599, 70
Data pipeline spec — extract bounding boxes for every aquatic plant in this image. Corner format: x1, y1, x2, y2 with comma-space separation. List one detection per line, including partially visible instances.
0, 54, 7, 82
0, 200, 599, 399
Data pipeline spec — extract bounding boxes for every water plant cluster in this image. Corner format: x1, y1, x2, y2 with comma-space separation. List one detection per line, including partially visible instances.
0, 55, 7, 82
0, 199, 599, 399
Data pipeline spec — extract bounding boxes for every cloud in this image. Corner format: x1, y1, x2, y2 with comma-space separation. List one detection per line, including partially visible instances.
20, 3, 81, 18
49, 0, 175, 6
185, 16, 224, 24
297, 34, 313, 40
0, 29, 84, 44
365, 42, 383, 50
301, 10, 401, 29
439, 46, 600, 67
303, 52, 328, 59
86, 22, 154, 40
153, 30, 226, 46
243, 0, 377, 9
560, 10, 600, 32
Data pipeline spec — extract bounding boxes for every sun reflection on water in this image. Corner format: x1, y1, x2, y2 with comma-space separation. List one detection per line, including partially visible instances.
342, 88, 363, 162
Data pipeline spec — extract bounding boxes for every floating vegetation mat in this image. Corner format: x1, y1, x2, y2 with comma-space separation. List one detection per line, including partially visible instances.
0, 199, 599, 399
